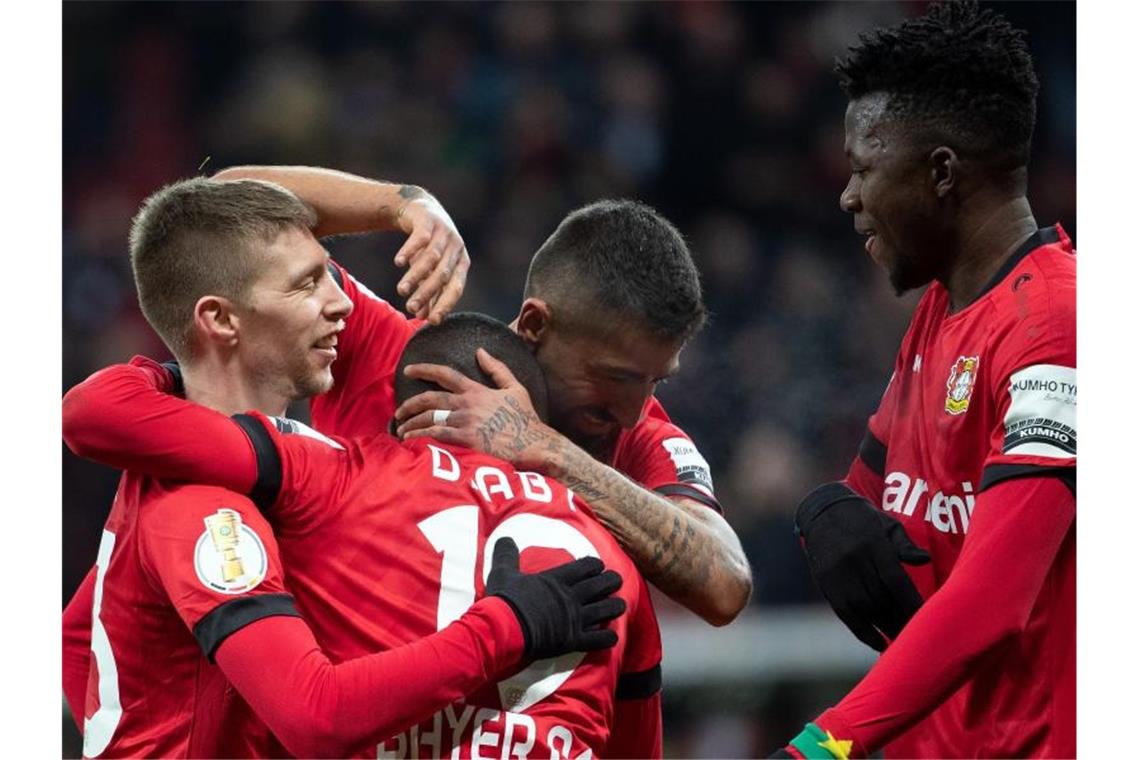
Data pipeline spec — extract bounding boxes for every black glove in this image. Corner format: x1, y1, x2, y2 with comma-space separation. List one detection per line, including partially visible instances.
486, 537, 626, 661
795, 482, 930, 651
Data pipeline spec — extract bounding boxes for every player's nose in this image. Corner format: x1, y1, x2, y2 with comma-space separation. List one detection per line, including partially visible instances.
324, 278, 354, 321
840, 177, 861, 213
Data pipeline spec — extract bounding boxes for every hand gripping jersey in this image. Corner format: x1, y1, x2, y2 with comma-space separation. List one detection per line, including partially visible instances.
238, 413, 658, 758
827, 226, 1076, 758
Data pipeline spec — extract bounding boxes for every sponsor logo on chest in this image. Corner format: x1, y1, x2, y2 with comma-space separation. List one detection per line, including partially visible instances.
882, 471, 976, 535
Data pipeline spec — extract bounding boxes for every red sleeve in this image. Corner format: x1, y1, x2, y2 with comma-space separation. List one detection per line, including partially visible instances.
813, 475, 1075, 756
311, 261, 423, 437
62, 568, 96, 731
604, 577, 663, 759
842, 455, 885, 506
605, 693, 663, 759
215, 597, 524, 759
139, 485, 296, 644
979, 262, 1076, 489
612, 398, 722, 513
232, 411, 374, 535
845, 361, 907, 507
61, 356, 257, 493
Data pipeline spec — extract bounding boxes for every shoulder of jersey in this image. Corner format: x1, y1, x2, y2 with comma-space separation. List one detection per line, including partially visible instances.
148, 482, 254, 510
990, 239, 1075, 321
272, 416, 346, 450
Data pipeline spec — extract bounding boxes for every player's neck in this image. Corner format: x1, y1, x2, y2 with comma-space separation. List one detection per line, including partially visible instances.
942, 195, 1037, 313
180, 358, 291, 418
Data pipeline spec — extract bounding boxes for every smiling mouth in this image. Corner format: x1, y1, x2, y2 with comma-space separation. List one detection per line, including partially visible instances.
857, 229, 878, 258
577, 409, 616, 433
313, 333, 339, 350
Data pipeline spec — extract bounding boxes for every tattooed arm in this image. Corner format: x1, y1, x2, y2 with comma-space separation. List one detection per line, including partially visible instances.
538, 424, 752, 625
211, 165, 469, 323
397, 352, 753, 626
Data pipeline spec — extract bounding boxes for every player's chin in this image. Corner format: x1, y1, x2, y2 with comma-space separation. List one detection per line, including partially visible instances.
298, 366, 335, 397
887, 256, 932, 297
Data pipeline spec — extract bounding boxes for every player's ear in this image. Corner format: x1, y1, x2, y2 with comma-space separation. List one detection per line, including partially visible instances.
929, 146, 957, 199
515, 298, 552, 349
193, 294, 240, 348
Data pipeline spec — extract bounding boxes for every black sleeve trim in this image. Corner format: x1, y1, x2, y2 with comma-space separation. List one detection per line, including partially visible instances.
232, 414, 283, 512
655, 484, 723, 514
857, 428, 887, 477
616, 663, 661, 700
980, 463, 1076, 495
193, 593, 301, 662
327, 261, 344, 289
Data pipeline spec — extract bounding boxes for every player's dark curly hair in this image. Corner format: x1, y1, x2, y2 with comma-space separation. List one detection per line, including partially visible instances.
835, 0, 1039, 171
395, 312, 549, 422
523, 199, 707, 342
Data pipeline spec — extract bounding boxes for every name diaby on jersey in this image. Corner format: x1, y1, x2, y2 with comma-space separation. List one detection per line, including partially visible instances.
193, 508, 269, 594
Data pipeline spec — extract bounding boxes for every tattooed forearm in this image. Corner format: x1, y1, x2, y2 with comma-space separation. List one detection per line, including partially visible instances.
469, 400, 752, 623
475, 395, 552, 461
541, 438, 750, 619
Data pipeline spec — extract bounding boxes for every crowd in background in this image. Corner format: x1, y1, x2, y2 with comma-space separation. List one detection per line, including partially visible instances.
62, 2, 1074, 755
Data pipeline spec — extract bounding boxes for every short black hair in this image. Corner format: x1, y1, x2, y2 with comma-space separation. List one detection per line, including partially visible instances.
523, 199, 707, 342
395, 312, 549, 422
836, 0, 1039, 171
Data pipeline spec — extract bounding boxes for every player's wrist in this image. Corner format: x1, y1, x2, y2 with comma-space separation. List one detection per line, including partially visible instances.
786, 722, 855, 760
794, 482, 865, 536
534, 432, 585, 480
464, 596, 528, 675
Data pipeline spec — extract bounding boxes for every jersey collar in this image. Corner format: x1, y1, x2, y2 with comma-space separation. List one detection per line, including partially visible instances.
972, 225, 1062, 305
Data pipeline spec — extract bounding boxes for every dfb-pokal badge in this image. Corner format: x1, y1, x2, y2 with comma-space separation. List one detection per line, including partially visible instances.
945, 356, 980, 415
194, 508, 268, 594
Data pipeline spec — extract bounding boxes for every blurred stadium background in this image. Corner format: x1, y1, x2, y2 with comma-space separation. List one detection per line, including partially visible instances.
62, 2, 1074, 757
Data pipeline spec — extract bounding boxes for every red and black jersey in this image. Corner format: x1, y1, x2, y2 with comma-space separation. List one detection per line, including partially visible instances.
239, 414, 660, 758
79, 475, 296, 758
306, 261, 720, 741
831, 226, 1076, 758
316, 261, 721, 515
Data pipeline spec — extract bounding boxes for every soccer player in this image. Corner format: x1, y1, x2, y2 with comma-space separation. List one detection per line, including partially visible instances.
65, 313, 660, 758
183, 166, 750, 744
210, 165, 753, 631
65, 165, 749, 747
61, 178, 625, 758
775, 3, 1075, 757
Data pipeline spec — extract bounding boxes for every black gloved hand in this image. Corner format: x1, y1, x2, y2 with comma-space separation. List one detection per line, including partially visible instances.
486, 537, 626, 661
795, 482, 930, 651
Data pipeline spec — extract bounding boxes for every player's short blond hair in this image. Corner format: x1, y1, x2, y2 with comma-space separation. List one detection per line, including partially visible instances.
128, 177, 316, 360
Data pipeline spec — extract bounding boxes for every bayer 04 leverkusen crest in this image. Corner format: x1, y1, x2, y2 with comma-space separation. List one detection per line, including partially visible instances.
945, 355, 980, 415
